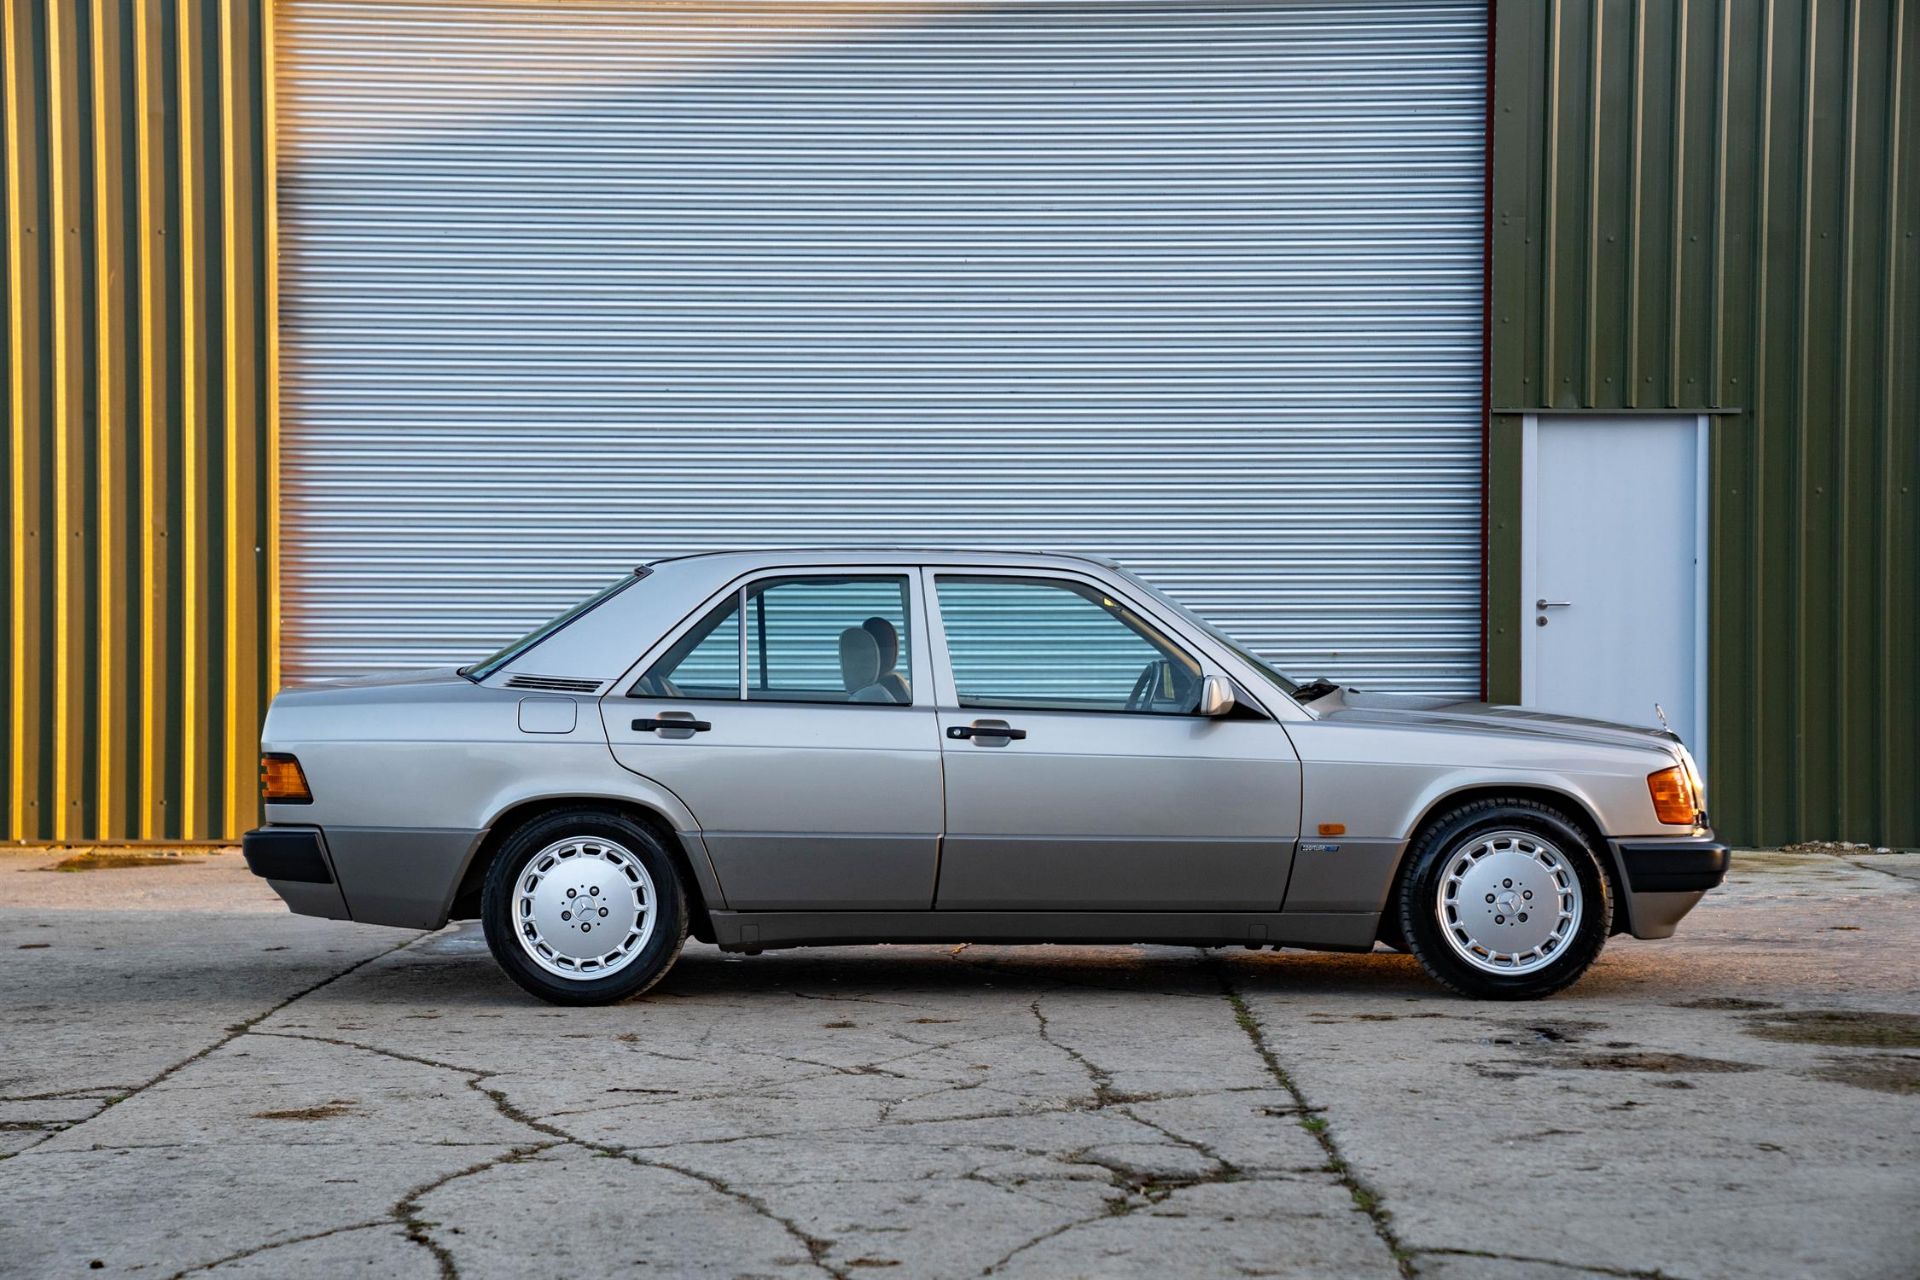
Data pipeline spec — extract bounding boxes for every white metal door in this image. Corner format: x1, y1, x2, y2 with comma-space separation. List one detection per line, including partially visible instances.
275, 0, 1488, 691
1522, 416, 1708, 757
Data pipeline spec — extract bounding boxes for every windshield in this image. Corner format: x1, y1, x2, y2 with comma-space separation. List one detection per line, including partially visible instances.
1116, 568, 1301, 697
462, 572, 643, 682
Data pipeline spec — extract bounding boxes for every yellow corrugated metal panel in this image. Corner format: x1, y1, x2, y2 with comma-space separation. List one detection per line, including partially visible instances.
3, 0, 274, 843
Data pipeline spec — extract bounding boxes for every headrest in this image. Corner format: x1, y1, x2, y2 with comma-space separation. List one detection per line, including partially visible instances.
839, 627, 881, 692
862, 616, 899, 672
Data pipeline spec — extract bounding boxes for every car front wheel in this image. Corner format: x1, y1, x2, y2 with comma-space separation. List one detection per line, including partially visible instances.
480, 808, 689, 1006
1396, 798, 1612, 1000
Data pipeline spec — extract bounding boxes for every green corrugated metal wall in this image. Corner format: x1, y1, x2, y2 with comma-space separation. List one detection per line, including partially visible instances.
1490, 0, 1919, 846
3, 0, 275, 844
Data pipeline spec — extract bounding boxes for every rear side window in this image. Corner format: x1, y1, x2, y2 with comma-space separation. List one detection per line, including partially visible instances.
634, 574, 914, 706
747, 576, 913, 704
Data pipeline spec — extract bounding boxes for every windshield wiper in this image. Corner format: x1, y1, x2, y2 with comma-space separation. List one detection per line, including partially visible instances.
1292, 678, 1340, 703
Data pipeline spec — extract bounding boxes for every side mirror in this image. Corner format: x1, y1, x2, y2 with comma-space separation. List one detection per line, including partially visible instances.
1199, 674, 1236, 717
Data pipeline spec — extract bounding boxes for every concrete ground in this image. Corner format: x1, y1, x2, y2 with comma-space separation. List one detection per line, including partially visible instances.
0, 847, 1915, 1280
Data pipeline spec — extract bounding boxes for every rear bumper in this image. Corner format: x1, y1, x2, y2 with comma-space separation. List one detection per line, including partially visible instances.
243, 826, 351, 921
243, 826, 333, 883
1607, 836, 1730, 939
244, 823, 485, 929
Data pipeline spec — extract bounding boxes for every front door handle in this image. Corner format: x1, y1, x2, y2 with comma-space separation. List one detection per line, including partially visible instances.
633, 717, 712, 733
947, 723, 1026, 741
1536, 598, 1573, 610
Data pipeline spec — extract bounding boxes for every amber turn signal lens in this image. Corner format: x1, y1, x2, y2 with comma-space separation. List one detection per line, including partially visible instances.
1647, 766, 1695, 825
261, 753, 313, 804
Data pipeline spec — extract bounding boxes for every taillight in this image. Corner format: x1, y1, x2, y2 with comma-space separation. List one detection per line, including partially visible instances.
261, 753, 313, 804
1647, 766, 1696, 825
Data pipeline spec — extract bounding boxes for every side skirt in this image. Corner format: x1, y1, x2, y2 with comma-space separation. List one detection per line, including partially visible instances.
708, 909, 1379, 953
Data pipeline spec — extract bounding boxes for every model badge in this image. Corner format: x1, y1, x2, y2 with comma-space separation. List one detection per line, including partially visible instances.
1300, 842, 1341, 854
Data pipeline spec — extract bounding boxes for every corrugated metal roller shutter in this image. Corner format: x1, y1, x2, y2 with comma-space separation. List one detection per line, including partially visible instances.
276, 0, 1487, 692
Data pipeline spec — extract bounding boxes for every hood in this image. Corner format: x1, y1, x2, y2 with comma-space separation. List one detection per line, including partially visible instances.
1311, 689, 1684, 754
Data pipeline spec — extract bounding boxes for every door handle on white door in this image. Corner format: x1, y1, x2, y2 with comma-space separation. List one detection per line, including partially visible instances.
1535, 599, 1573, 609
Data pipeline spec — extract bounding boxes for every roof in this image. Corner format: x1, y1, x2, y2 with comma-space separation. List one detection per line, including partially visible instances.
643, 546, 1123, 571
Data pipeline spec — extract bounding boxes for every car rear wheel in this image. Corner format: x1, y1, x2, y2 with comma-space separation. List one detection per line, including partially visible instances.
481, 808, 689, 1006
1396, 798, 1611, 1000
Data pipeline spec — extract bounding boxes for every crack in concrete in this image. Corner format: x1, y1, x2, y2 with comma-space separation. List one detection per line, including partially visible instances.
1416, 1248, 1697, 1280
1028, 996, 1118, 1109
393, 1142, 562, 1279
255, 1030, 847, 1280
1213, 958, 1415, 1278
2, 934, 424, 1165
961, 994, 1275, 1274
0, 1088, 131, 1102
166, 1219, 396, 1279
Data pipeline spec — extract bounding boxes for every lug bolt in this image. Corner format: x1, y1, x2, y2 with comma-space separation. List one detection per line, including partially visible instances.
1495, 915, 1505, 924
1523, 890, 1533, 900
1486, 894, 1496, 903
567, 888, 576, 898
599, 907, 608, 917
589, 886, 600, 897
562, 910, 572, 921
1519, 913, 1529, 922
1503, 878, 1513, 888
581, 922, 592, 933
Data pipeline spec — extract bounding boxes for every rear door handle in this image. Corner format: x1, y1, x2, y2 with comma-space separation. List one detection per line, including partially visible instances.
947, 723, 1026, 741
633, 717, 711, 733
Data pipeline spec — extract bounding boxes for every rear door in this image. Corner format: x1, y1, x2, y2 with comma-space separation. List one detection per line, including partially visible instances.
927, 570, 1301, 911
604, 569, 943, 910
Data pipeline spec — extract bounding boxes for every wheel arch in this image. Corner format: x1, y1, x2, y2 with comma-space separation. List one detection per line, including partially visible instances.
450, 794, 720, 943
1379, 782, 1631, 943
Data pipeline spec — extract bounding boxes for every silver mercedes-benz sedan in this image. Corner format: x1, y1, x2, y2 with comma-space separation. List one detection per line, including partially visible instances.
245, 549, 1727, 1005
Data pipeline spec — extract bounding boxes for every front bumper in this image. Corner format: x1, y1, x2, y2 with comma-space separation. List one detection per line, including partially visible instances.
1607, 836, 1730, 939
1617, 837, 1731, 892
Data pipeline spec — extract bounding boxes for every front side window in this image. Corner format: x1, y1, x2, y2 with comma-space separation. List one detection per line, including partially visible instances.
935, 575, 1202, 714
634, 574, 914, 705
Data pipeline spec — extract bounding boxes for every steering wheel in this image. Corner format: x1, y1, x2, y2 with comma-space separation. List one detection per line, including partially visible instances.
1125, 659, 1169, 712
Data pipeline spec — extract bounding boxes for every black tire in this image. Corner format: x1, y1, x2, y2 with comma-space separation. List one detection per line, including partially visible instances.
1396, 797, 1611, 1000
481, 807, 690, 1006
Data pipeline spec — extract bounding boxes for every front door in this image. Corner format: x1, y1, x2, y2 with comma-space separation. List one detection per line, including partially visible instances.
927, 571, 1301, 911
604, 571, 943, 910
1523, 415, 1707, 756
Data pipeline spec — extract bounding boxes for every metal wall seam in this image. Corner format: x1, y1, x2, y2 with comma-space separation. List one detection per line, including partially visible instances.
176, 0, 203, 838
48, 0, 76, 845
135, 0, 164, 841
92, 0, 130, 842
1881, 0, 1909, 844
